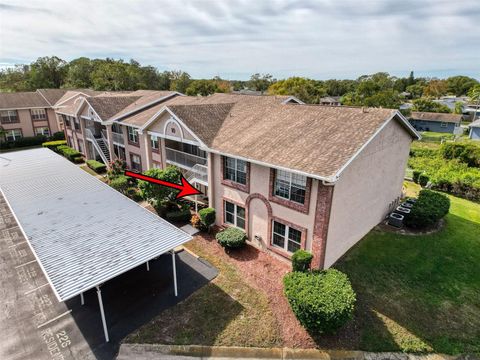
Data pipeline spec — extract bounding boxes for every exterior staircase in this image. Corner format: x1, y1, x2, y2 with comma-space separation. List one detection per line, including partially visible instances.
185, 164, 208, 186
85, 128, 111, 165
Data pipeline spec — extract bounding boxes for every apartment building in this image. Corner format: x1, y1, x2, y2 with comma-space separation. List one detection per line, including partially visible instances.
0, 89, 100, 142
53, 90, 420, 268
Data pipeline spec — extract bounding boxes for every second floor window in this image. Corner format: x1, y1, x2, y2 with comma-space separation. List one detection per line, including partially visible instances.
128, 127, 138, 143
151, 135, 159, 150
31, 108, 47, 120
1, 110, 18, 123
224, 157, 247, 185
274, 170, 307, 204
5, 129, 22, 141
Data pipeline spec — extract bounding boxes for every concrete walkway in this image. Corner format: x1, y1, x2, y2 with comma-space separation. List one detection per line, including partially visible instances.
117, 344, 466, 360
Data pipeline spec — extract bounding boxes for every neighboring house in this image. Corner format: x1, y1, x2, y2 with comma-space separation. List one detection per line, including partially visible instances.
53, 91, 419, 269
469, 119, 480, 140
319, 96, 341, 106
0, 89, 98, 142
408, 111, 462, 133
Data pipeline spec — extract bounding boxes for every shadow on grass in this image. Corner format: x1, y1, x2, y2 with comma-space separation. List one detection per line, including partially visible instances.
332, 212, 480, 355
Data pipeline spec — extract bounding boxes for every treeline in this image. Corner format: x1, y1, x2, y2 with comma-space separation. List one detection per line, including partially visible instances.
1, 56, 478, 111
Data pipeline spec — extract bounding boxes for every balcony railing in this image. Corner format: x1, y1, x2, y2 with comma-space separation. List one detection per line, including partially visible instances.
165, 147, 207, 169
185, 164, 208, 186
111, 132, 124, 145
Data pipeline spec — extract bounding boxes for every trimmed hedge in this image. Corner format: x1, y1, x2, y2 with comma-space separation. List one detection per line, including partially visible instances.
109, 175, 130, 194
216, 227, 247, 249
42, 140, 67, 152
291, 250, 313, 272
0, 135, 47, 150
86, 160, 107, 174
166, 209, 192, 222
404, 190, 450, 229
198, 207, 216, 227
284, 269, 356, 334
59, 146, 82, 161
50, 131, 65, 141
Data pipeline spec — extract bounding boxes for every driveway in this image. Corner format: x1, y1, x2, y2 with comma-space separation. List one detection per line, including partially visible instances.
0, 194, 217, 360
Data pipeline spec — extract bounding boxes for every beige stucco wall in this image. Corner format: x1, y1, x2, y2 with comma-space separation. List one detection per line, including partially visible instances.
149, 112, 198, 143
324, 118, 413, 268
2, 108, 58, 138
211, 153, 319, 253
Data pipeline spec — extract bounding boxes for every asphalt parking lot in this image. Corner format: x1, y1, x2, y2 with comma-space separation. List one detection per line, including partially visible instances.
0, 194, 217, 360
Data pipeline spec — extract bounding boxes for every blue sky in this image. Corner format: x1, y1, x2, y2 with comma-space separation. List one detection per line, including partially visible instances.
0, 0, 479, 80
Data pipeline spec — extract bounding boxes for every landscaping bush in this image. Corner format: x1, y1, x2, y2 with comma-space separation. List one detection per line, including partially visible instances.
198, 207, 216, 228
72, 156, 84, 164
166, 209, 192, 223
50, 131, 65, 141
42, 140, 67, 152
418, 174, 429, 187
86, 160, 107, 173
412, 170, 422, 184
107, 159, 126, 179
404, 190, 450, 229
441, 142, 480, 168
283, 269, 356, 334
59, 146, 82, 161
291, 250, 313, 272
109, 175, 130, 195
127, 187, 143, 202
191, 213, 202, 229
138, 166, 181, 203
216, 227, 247, 249
0, 135, 47, 150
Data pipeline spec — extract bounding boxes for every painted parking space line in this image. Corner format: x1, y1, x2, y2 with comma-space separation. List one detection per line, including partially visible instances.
25, 283, 49, 295
15, 259, 37, 269
37, 310, 72, 329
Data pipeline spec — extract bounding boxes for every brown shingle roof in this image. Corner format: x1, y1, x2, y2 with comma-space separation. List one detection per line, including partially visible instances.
0, 91, 49, 109
410, 111, 462, 123
110, 91, 177, 120
37, 89, 69, 105
87, 96, 141, 120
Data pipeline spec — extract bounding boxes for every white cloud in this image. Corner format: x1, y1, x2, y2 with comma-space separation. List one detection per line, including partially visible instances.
0, 0, 479, 79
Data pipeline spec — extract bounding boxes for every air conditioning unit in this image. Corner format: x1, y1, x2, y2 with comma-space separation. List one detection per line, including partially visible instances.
401, 202, 413, 209
396, 206, 411, 215
405, 198, 417, 204
388, 213, 404, 228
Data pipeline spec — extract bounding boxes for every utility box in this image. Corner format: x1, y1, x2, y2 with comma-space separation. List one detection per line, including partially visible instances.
388, 212, 404, 228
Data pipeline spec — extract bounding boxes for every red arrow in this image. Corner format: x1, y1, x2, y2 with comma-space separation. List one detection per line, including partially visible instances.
124, 170, 202, 199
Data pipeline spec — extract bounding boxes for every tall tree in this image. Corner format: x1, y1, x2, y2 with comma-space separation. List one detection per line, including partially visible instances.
268, 77, 325, 103
185, 79, 219, 96
169, 71, 191, 93
248, 73, 274, 93
28, 56, 68, 89
446, 76, 479, 97
412, 98, 451, 113
64, 57, 94, 88
91, 59, 131, 90
0, 65, 31, 91
423, 79, 448, 98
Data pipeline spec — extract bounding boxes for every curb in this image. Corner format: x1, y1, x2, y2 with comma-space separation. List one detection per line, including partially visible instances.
118, 344, 473, 360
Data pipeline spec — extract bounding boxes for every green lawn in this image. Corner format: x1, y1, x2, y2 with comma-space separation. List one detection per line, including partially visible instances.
335, 185, 480, 354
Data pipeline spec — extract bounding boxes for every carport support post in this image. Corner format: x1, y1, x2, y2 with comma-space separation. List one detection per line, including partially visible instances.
80, 292, 84, 305
146, 261, 150, 271
171, 250, 178, 296
96, 286, 109, 343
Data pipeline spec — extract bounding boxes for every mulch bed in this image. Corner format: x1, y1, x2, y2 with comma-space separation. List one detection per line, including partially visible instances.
187, 234, 316, 348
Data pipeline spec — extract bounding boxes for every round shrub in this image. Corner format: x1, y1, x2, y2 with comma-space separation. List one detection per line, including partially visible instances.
291, 250, 313, 272
216, 227, 247, 249
109, 175, 130, 195
198, 207, 216, 227
404, 190, 450, 229
418, 174, 429, 187
283, 269, 356, 334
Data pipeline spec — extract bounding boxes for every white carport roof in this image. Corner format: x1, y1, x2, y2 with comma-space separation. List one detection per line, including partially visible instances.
0, 148, 192, 302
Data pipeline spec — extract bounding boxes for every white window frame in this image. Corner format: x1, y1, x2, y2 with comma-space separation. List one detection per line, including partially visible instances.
271, 220, 302, 253
440, 122, 447, 128
273, 170, 307, 204
151, 135, 159, 150
224, 200, 245, 229
223, 157, 247, 185
5, 129, 22, 141
128, 127, 139, 143
130, 154, 141, 171
1, 110, 18, 123
31, 108, 47, 120
34, 127, 50, 137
